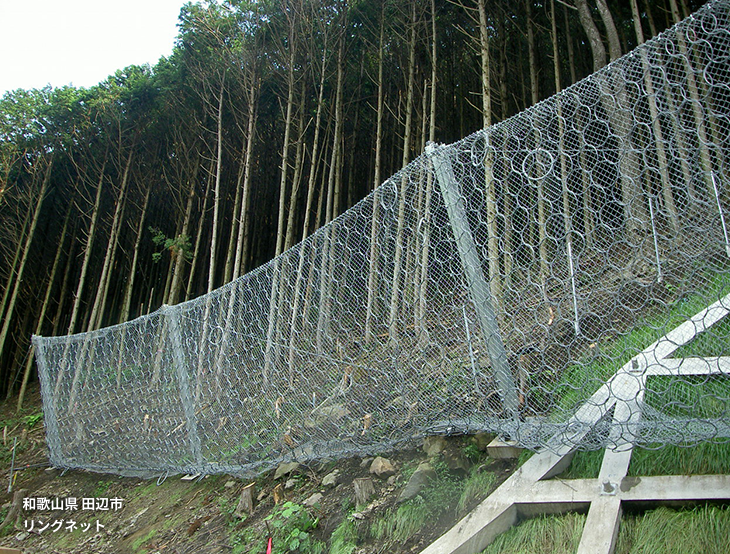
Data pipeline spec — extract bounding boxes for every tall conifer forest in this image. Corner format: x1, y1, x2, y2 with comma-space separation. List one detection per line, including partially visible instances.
0, 0, 706, 404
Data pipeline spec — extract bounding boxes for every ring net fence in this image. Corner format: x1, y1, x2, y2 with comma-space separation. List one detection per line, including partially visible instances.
34, 0, 730, 477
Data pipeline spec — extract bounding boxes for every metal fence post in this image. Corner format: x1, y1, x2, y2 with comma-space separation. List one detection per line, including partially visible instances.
428, 142, 520, 420
31, 336, 65, 468
164, 305, 203, 471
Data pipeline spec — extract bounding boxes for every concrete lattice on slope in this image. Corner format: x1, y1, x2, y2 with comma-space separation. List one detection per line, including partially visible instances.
421, 291, 730, 554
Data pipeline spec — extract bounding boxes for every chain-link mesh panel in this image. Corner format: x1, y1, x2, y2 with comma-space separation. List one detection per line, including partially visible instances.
34, 0, 730, 476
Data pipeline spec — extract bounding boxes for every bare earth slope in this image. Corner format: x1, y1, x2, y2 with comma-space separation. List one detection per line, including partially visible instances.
0, 384, 516, 554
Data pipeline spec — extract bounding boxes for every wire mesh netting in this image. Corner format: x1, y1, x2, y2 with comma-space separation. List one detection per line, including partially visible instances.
34, 0, 730, 477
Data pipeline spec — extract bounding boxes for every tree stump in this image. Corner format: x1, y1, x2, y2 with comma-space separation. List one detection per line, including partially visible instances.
353, 477, 375, 506
234, 482, 256, 518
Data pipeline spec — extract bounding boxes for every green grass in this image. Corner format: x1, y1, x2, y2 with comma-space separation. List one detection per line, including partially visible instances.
629, 441, 730, 476
557, 449, 603, 479
541, 270, 730, 480
552, 321, 665, 419
330, 516, 358, 554
559, 440, 730, 480
615, 505, 730, 554
644, 374, 729, 419
457, 468, 497, 514
673, 309, 730, 358
369, 459, 498, 545
370, 492, 453, 544
478, 505, 730, 554
552, 271, 730, 419
479, 512, 585, 554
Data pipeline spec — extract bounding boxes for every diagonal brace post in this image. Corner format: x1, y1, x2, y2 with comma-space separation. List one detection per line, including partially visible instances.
164, 305, 203, 471
428, 143, 519, 420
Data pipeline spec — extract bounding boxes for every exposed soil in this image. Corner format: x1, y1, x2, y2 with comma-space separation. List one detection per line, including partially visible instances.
0, 383, 517, 554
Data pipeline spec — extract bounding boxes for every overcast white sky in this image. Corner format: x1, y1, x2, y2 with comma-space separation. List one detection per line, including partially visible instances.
0, 0, 186, 95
